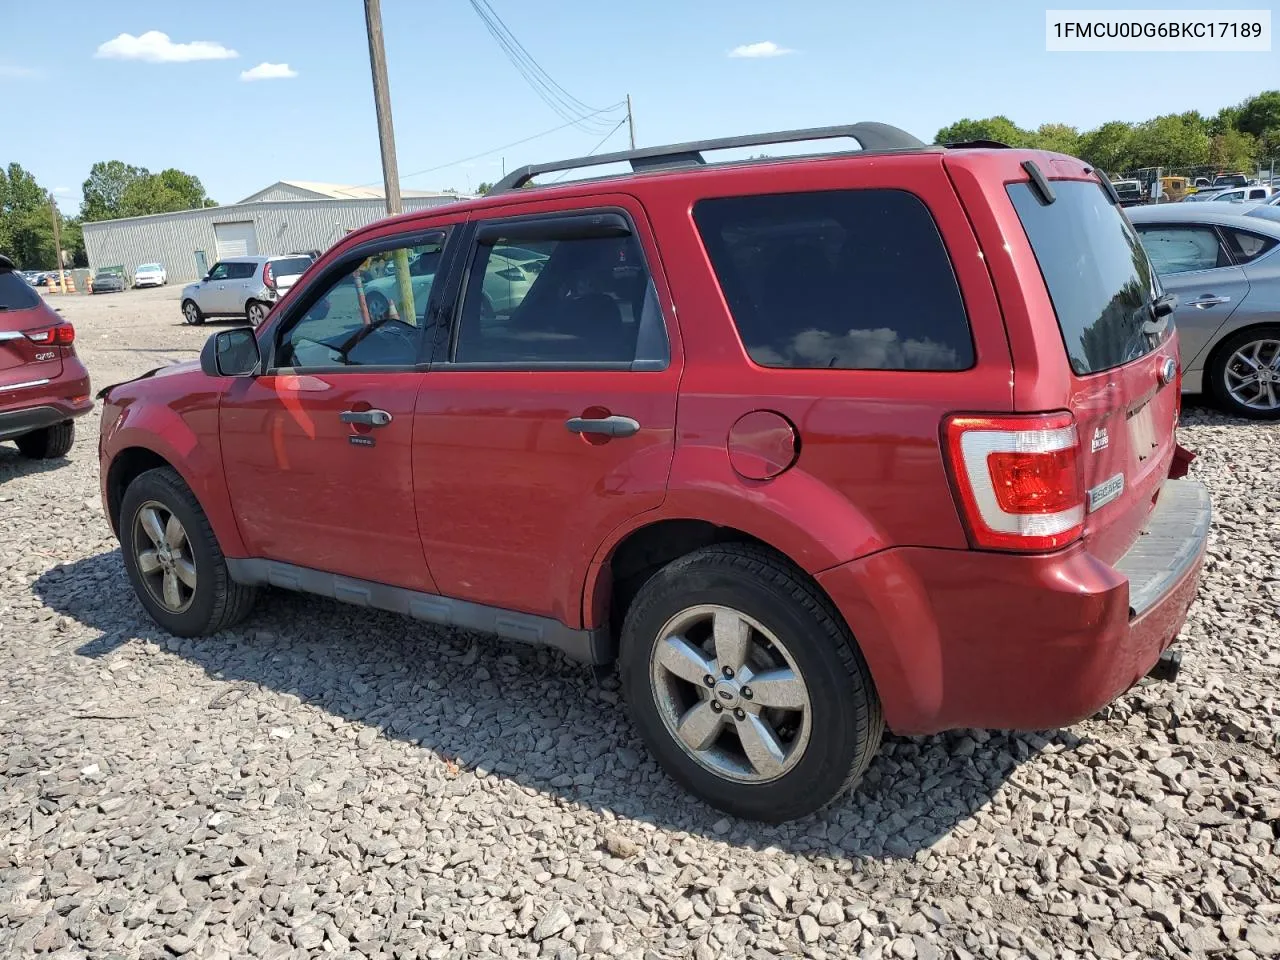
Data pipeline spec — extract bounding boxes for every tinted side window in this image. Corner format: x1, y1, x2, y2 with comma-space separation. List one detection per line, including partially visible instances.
1135, 225, 1231, 274
271, 257, 314, 277
0, 271, 39, 309
692, 190, 973, 370
454, 226, 660, 365
229, 263, 258, 280
277, 237, 444, 368
1222, 228, 1278, 264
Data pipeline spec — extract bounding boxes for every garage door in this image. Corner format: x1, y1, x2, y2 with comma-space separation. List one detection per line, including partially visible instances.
214, 221, 259, 259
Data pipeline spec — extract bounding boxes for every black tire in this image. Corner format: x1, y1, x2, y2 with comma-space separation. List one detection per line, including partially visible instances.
182, 299, 204, 326
119, 467, 257, 637
245, 300, 269, 328
15, 421, 74, 459
619, 543, 883, 822
1208, 325, 1280, 420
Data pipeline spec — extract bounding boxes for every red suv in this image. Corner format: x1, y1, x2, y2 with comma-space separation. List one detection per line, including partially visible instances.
1, 256, 92, 459
98, 124, 1210, 822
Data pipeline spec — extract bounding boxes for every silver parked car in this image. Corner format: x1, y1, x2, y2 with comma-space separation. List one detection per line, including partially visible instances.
1128, 202, 1280, 418
180, 254, 315, 328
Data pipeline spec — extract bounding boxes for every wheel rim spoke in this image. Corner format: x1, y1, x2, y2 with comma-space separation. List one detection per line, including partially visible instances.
139, 508, 166, 547
164, 514, 186, 549
655, 636, 714, 685
746, 668, 806, 710
738, 714, 787, 778
162, 570, 182, 609
174, 558, 198, 589
137, 549, 162, 575
712, 609, 751, 673
676, 701, 724, 752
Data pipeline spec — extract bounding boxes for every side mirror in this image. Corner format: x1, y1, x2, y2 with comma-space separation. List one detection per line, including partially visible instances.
200, 329, 260, 378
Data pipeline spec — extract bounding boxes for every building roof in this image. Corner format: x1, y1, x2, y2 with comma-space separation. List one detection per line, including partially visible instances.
239, 180, 461, 203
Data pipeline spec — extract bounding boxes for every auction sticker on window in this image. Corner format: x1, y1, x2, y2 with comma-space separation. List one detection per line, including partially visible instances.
1046, 10, 1271, 51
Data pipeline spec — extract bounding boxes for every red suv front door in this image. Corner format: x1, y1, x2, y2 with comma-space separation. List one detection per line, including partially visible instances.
219, 230, 450, 593
412, 196, 681, 627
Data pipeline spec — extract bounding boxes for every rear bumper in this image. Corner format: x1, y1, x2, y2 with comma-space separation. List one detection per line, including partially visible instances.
818, 479, 1210, 734
0, 358, 93, 440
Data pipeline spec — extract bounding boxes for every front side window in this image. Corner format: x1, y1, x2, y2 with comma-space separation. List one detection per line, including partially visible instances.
277, 236, 445, 368
1135, 225, 1230, 275
206, 263, 230, 281
454, 223, 661, 365
693, 189, 973, 370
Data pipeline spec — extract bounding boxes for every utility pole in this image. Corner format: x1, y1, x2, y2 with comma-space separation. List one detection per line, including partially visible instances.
626, 94, 636, 149
364, 0, 402, 217
48, 193, 65, 290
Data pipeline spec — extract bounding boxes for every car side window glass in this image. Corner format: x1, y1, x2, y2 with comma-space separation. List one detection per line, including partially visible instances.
229, 263, 257, 280
276, 237, 445, 369
693, 189, 973, 370
206, 263, 229, 281
1135, 226, 1231, 274
454, 227, 660, 365
1222, 228, 1278, 264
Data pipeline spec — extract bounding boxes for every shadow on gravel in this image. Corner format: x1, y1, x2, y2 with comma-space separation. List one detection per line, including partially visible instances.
0, 445, 72, 483
34, 549, 1071, 858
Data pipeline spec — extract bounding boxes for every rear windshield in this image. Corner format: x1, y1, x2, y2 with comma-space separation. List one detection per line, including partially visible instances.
272, 257, 313, 277
0, 271, 40, 309
1007, 179, 1163, 376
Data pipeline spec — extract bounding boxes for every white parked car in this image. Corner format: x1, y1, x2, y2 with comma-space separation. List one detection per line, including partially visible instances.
181, 254, 315, 327
133, 263, 167, 288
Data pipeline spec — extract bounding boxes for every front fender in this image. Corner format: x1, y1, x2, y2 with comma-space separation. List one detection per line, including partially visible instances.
102, 399, 244, 558
581, 446, 890, 628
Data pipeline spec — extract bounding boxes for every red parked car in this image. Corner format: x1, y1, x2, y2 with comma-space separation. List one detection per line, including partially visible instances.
1, 256, 92, 459
97, 124, 1210, 821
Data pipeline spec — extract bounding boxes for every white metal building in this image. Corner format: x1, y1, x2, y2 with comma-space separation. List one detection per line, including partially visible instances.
82, 184, 465, 284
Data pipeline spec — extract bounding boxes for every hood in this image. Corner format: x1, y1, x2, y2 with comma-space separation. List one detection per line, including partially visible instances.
95, 358, 202, 400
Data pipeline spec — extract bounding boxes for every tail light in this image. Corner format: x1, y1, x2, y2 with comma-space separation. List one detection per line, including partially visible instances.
944, 411, 1084, 552
26, 323, 75, 346
263, 262, 276, 290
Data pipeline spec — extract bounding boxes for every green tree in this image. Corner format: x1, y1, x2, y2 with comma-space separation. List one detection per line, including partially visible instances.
1077, 122, 1135, 173
1207, 106, 1241, 136
119, 169, 214, 217
1209, 128, 1258, 172
1127, 114, 1210, 168
81, 160, 148, 221
475, 181, 494, 195
935, 116, 1031, 146
1, 163, 54, 267
1031, 123, 1080, 156
1237, 90, 1280, 137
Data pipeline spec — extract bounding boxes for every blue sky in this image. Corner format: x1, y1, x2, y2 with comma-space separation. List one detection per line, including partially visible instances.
3, 0, 1276, 213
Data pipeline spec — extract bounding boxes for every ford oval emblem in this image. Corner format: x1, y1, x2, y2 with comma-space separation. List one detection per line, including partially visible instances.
1158, 357, 1177, 386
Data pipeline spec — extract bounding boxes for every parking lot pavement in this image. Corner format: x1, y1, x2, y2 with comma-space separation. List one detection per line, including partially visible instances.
1, 289, 1278, 959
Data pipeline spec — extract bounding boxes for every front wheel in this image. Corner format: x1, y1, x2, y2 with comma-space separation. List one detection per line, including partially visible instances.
119, 467, 257, 637
182, 300, 204, 326
1210, 325, 1280, 420
619, 544, 883, 822
245, 300, 269, 328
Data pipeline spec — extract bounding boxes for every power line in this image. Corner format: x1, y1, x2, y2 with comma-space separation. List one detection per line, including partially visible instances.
374, 106, 626, 186
549, 117, 629, 182
466, 0, 618, 133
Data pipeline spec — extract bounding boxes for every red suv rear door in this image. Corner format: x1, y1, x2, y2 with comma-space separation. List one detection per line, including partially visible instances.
411, 194, 681, 627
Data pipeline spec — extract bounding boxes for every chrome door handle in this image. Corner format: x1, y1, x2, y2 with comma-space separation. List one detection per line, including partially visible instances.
340, 409, 392, 427
1191, 296, 1230, 308
565, 415, 640, 438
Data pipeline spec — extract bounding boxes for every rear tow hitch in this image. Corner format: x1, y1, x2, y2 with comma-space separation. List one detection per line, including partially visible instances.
1145, 649, 1182, 684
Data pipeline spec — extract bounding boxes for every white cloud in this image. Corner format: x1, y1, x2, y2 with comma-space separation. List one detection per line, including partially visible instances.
0, 64, 40, 78
95, 31, 238, 63
240, 62, 298, 81
728, 41, 794, 59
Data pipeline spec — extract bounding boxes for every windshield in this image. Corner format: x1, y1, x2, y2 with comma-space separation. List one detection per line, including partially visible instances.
1007, 179, 1165, 376
138, 263, 161, 271
0, 271, 40, 309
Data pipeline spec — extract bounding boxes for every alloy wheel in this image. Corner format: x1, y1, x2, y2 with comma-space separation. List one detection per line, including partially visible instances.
1225, 338, 1280, 412
133, 500, 197, 613
248, 302, 267, 327
183, 303, 199, 324
649, 604, 812, 783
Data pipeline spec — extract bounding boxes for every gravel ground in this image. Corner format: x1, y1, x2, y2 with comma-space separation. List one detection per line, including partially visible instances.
1, 286, 1278, 960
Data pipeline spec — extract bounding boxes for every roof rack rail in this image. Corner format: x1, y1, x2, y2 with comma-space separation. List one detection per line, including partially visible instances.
942, 139, 1013, 150
489, 122, 927, 193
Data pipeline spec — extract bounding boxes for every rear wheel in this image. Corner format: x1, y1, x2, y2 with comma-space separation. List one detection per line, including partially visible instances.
619, 543, 883, 822
1210, 325, 1280, 420
15, 421, 74, 459
246, 300, 269, 328
182, 300, 204, 326
119, 467, 257, 637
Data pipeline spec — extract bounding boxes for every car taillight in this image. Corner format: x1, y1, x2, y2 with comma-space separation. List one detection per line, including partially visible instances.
26, 323, 75, 346
943, 412, 1084, 552
263, 262, 275, 289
